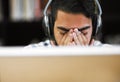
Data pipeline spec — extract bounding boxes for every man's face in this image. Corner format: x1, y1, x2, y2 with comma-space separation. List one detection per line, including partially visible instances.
54, 10, 93, 46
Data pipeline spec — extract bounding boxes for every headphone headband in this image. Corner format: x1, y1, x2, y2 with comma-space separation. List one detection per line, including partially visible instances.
43, 0, 52, 38
95, 0, 102, 15
43, 0, 52, 16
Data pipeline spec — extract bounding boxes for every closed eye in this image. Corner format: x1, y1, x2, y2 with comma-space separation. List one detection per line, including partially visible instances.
57, 26, 69, 35
59, 31, 68, 35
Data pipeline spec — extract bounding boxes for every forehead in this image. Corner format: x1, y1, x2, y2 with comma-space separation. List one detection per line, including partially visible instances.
55, 10, 92, 29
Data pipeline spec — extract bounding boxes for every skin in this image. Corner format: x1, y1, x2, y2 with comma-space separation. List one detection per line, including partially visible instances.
52, 10, 94, 46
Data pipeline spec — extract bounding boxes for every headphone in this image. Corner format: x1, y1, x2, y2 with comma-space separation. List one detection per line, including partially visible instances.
43, 0, 102, 39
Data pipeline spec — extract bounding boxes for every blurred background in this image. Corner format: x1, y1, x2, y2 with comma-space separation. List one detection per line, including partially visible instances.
0, 0, 120, 46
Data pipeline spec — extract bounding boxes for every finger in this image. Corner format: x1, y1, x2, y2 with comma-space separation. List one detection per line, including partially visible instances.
68, 41, 75, 46
74, 29, 84, 45
89, 39, 94, 46
50, 40, 56, 46
60, 29, 71, 45
64, 33, 74, 45
80, 33, 88, 45
60, 29, 73, 45
59, 33, 68, 45
73, 32, 81, 45
72, 41, 76, 46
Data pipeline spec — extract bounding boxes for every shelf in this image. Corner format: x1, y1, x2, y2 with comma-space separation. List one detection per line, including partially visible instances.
0, 0, 120, 46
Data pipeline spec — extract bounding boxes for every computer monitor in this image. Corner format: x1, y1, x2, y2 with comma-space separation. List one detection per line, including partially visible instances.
0, 46, 120, 82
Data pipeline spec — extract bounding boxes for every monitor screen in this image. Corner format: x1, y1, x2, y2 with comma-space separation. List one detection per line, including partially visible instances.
0, 46, 120, 82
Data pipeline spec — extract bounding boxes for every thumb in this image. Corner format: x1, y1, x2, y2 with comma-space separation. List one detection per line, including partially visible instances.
50, 40, 56, 46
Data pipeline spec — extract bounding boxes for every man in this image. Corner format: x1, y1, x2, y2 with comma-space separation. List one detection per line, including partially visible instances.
25, 0, 110, 48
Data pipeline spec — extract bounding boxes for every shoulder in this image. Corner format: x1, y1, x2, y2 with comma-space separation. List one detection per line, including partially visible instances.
93, 40, 112, 47
24, 40, 52, 48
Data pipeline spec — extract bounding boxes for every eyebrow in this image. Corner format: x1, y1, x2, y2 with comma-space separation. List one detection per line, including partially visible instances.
57, 26, 69, 32
57, 26, 90, 32
78, 26, 90, 31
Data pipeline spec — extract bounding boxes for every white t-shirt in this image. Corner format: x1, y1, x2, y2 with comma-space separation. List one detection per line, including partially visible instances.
25, 39, 111, 48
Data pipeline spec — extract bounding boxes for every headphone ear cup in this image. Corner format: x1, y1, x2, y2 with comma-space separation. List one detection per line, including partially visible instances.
42, 14, 54, 39
92, 15, 97, 36
48, 15, 54, 39
96, 15, 102, 33
95, 15, 103, 40
92, 15, 102, 37
42, 15, 51, 38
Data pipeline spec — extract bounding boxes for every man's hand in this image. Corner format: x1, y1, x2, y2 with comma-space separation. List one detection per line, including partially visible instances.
59, 28, 94, 46
59, 29, 74, 45
73, 29, 89, 46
